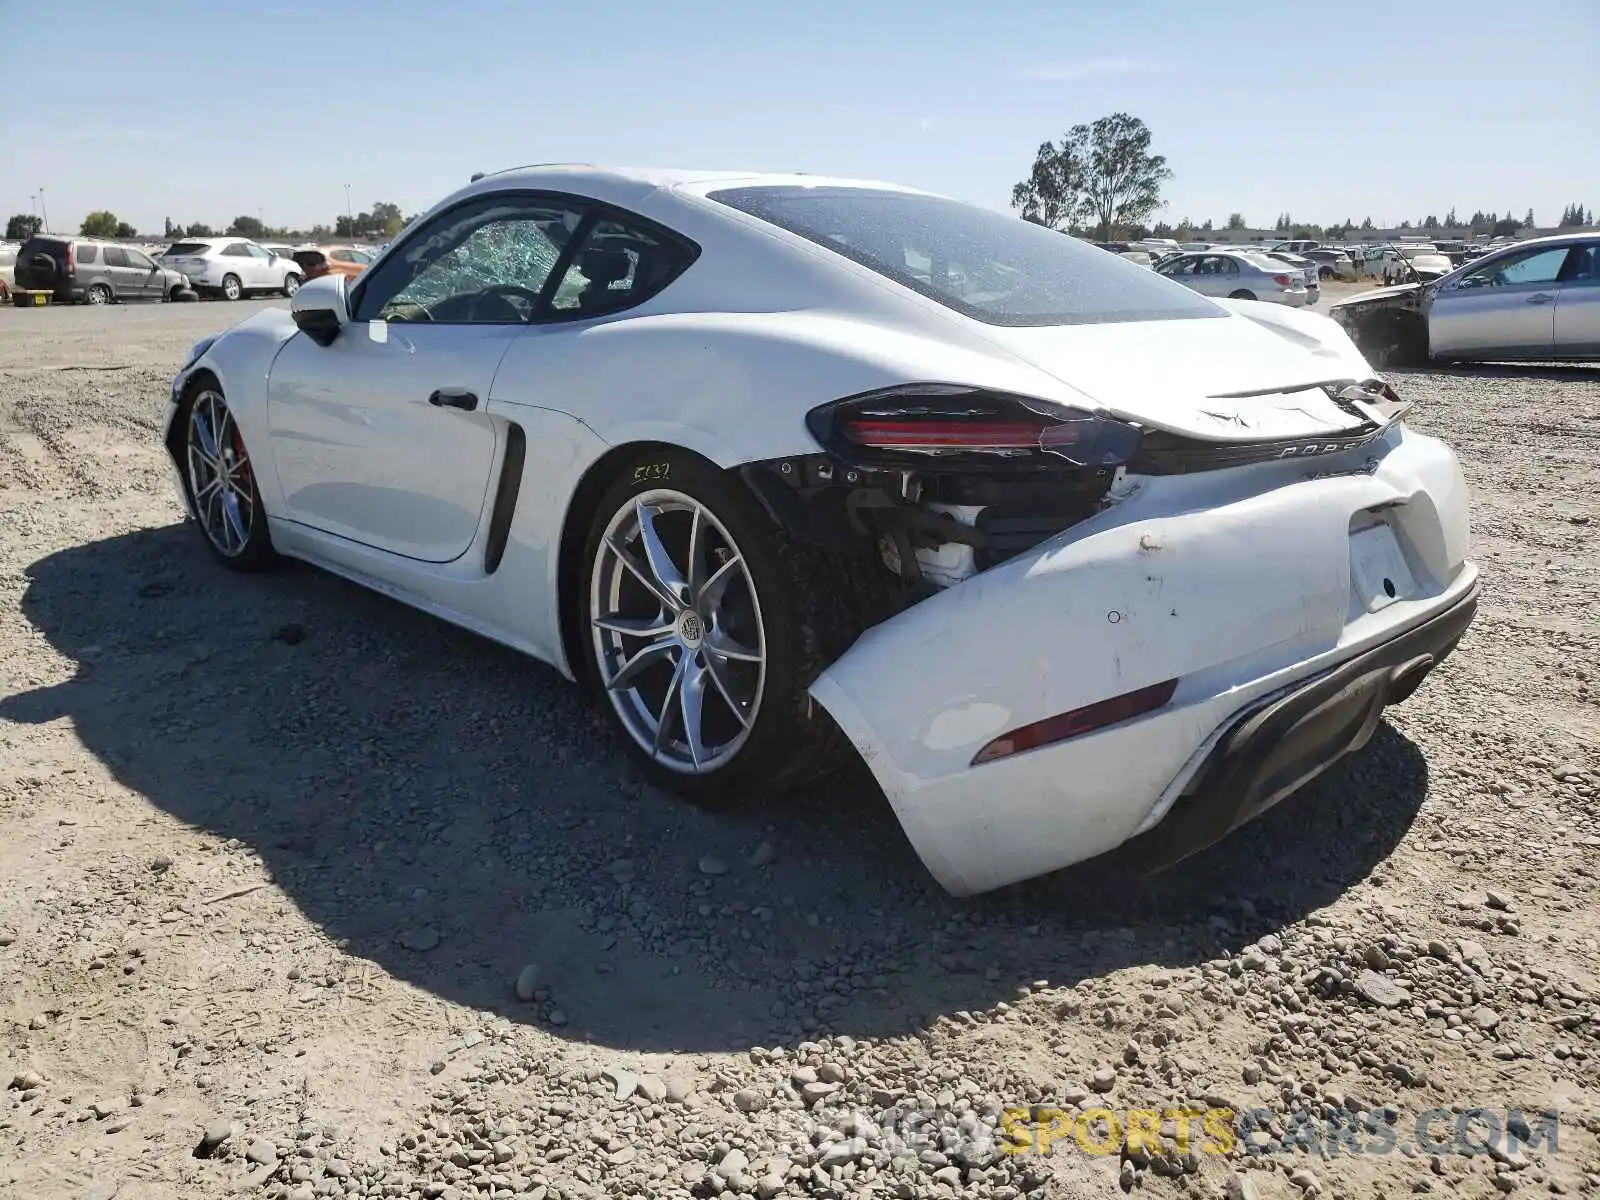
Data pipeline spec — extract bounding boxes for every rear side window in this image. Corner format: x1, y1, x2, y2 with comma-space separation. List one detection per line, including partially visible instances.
222, 243, 251, 257
102, 246, 129, 267
708, 186, 1222, 326
549, 217, 697, 317
76, 244, 100, 264
164, 242, 211, 256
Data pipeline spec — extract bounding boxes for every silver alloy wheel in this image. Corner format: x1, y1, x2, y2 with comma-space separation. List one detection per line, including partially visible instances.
590, 489, 767, 774
87, 285, 109, 304
222, 275, 241, 301
283, 274, 300, 297
186, 389, 255, 557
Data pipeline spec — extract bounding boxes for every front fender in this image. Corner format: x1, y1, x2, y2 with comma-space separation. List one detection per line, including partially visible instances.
166, 308, 300, 515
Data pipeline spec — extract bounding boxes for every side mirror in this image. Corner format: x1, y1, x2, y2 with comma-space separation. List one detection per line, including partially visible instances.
291, 274, 349, 347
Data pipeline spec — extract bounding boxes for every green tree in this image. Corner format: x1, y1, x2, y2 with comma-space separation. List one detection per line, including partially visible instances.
184, 222, 214, 237
1010, 114, 1170, 240
1010, 138, 1088, 230
80, 210, 121, 238
1422, 214, 1439, 229
1492, 216, 1522, 238
228, 214, 266, 238
1226, 212, 1246, 230
1360, 216, 1375, 231
5, 213, 42, 240
1444, 207, 1458, 227
1525, 208, 1535, 228
115, 221, 137, 238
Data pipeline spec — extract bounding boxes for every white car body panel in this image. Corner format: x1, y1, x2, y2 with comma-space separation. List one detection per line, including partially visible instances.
164, 165, 1477, 895
811, 424, 1472, 894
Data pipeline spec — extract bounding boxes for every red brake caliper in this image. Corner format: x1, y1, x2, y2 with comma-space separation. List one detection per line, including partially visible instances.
231, 427, 252, 491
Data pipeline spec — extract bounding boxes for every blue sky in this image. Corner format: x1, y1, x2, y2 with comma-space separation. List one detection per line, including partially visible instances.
7, 0, 1596, 236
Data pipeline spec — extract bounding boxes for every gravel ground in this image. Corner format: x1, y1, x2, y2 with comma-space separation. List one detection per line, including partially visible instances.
1, 299, 1597, 1200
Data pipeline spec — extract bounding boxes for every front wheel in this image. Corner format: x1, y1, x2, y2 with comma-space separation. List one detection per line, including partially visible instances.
220, 274, 242, 301
180, 383, 278, 571
282, 273, 301, 297
579, 449, 867, 797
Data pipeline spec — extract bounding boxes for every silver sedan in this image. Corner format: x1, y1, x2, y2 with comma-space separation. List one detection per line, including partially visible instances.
1427, 233, 1600, 362
1154, 251, 1310, 306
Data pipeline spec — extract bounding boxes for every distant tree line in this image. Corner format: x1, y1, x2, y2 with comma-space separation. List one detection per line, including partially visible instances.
2, 200, 417, 244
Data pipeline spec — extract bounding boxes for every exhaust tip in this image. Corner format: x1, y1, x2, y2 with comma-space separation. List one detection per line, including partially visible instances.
1387, 654, 1435, 705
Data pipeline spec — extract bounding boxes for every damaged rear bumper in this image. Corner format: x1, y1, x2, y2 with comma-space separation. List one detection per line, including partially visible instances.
807, 422, 1475, 896
1114, 579, 1476, 874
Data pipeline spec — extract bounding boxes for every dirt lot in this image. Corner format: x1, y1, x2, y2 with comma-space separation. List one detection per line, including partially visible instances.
1, 300, 1597, 1200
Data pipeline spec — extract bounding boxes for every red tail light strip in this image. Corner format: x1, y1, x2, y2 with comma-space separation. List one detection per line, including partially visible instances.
972, 678, 1179, 765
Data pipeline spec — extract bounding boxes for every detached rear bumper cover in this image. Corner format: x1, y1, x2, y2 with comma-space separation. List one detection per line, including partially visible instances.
808, 423, 1475, 896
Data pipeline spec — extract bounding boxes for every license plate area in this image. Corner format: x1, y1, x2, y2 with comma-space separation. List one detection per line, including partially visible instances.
1350, 521, 1418, 613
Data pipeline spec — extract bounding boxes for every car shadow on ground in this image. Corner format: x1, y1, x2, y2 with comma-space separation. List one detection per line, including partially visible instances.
3, 524, 1432, 1054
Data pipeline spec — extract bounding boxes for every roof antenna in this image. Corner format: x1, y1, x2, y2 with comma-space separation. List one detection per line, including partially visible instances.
470, 172, 485, 182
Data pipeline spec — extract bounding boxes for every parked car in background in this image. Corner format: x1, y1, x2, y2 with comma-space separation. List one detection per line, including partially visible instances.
292, 245, 373, 282
260, 243, 304, 261
0, 244, 15, 298
1271, 239, 1321, 254
1331, 233, 1600, 365
14, 234, 191, 304
1303, 248, 1358, 281
160, 238, 302, 300
1254, 250, 1320, 303
1156, 250, 1309, 305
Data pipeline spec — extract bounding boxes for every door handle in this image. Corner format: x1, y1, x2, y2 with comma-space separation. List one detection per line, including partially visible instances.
1526, 293, 1555, 304
428, 388, 478, 411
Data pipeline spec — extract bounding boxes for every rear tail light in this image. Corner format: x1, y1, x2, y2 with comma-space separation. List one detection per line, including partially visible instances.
972, 678, 1178, 765
808, 386, 1143, 470
64, 244, 75, 276
1273, 274, 1293, 287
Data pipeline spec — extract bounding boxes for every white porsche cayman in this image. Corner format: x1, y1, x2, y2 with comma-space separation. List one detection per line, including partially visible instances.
165, 165, 1478, 895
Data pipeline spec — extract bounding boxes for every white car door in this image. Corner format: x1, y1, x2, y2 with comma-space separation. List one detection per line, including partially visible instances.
244, 242, 280, 289
265, 193, 587, 563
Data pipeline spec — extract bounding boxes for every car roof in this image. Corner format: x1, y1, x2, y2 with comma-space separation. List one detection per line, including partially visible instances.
457, 164, 936, 212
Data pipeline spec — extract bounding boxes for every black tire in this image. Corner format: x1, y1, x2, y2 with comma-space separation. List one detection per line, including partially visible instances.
1319, 266, 1335, 281
577, 447, 871, 799
1228, 289, 1256, 300
283, 273, 301, 298
87, 283, 111, 305
220, 274, 242, 301
177, 380, 279, 572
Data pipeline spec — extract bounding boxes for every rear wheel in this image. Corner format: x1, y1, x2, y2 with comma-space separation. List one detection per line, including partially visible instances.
282, 273, 301, 298
180, 383, 278, 571
220, 274, 242, 301
579, 448, 866, 797
1319, 266, 1335, 281
87, 284, 111, 305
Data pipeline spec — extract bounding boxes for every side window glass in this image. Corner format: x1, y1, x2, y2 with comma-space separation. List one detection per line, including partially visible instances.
77, 244, 100, 264
125, 249, 153, 269
102, 246, 129, 267
354, 196, 585, 324
222, 243, 250, 258
1461, 248, 1567, 289
246, 243, 271, 260
1562, 246, 1597, 282
549, 217, 693, 317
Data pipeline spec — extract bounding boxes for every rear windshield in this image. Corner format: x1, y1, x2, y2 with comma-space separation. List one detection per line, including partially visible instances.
705, 186, 1223, 327
163, 242, 211, 256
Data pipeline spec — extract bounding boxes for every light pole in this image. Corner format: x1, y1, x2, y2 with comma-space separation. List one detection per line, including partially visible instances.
343, 183, 352, 223
38, 188, 49, 232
